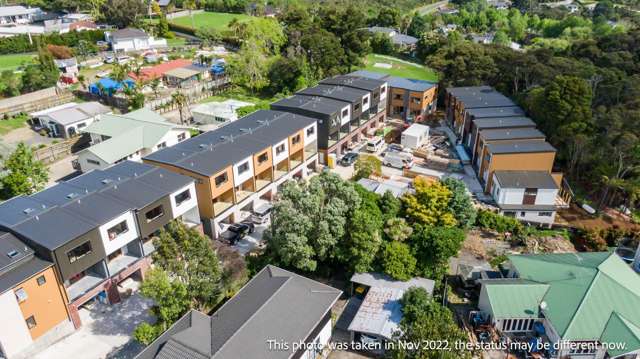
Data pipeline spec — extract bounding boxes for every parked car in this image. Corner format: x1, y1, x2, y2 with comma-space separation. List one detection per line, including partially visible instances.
340, 152, 359, 166
220, 222, 254, 244
383, 151, 413, 169
251, 203, 273, 224
366, 137, 384, 153
386, 143, 404, 152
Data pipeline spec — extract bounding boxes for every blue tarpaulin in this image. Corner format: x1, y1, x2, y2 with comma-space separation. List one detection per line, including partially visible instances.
89, 78, 135, 96
455, 144, 471, 164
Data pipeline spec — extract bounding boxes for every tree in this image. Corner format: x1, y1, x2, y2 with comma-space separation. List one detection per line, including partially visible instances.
102, 0, 146, 28
384, 217, 413, 242
267, 56, 308, 95
442, 178, 477, 229
402, 178, 457, 227
301, 28, 346, 80
196, 27, 222, 47
376, 6, 401, 28
370, 32, 395, 55
407, 14, 427, 37
411, 225, 466, 280
46, 44, 73, 59
151, 221, 223, 311
353, 154, 382, 180
389, 287, 471, 359
382, 241, 416, 281
171, 92, 189, 125
492, 30, 511, 46
0, 143, 49, 200
227, 42, 272, 92
0, 71, 21, 97
379, 190, 402, 223
21, 46, 59, 93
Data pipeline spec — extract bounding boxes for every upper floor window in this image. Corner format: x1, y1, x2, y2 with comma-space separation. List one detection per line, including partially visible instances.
215, 172, 228, 187
177, 133, 186, 142
523, 188, 538, 205
341, 109, 349, 118
26, 316, 37, 329
292, 134, 301, 145
157, 142, 167, 150
394, 94, 403, 100
411, 97, 421, 104
539, 211, 553, 217
67, 241, 93, 263
257, 152, 268, 164
37, 275, 46, 286
306, 126, 315, 137
380, 86, 386, 94
363, 96, 369, 105
276, 143, 286, 155
15, 288, 27, 303
87, 159, 101, 166
175, 189, 191, 206
354, 103, 360, 111
145, 205, 164, 222
238, 161, 250, 174
107, 220, 129, 240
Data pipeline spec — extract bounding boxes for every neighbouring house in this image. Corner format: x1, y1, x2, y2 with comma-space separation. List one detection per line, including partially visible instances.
466, 116, 535, 160
127, 59, 192, 83
54, 57, 79, 77
0, 161, 199, 330
0, 231, 73, 359
401, 123, 429, 149
0, 6, 43, 25
105, 28, 167, 53
191, 99, 254, 129
143, 110, 318, 238
487, 0, 511, 9
357, 178, 412, 198
341, 273, 435, 353
30, 101, 111, 138
163, 65, 206, 88
366, 27, 419, 51
478, 252, 640, 359
473, 127, 546, 168
77, 108, 191, 172
136, 265, 341, 359
350, 70, 437, 122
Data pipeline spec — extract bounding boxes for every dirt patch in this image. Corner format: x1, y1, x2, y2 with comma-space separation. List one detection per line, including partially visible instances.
557, 203, 639, 231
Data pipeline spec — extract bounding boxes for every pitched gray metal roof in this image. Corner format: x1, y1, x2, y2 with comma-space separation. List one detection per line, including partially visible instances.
486, 140, 556, 154
298, 84, 368, 103
472, 116, 536, 129
144, 110, 316, 176
271, 95, 347, 116
136, 265, 342, 359
479, 128, 545, 141
447, 86, 516, 108
11, 208, 97, 250
494, 170, 558, 190
111, 28, 149, 40
0, 255, 52, 295
320, 75, 386, 91
0, 231, 33, 274
466, 106, 525, 118
348, 70, 389, 80
386, 76, 436, 92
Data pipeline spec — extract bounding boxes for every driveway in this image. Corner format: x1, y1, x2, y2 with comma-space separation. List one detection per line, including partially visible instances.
0, 127, 55, 158
47, 155, 80, 187
34, 292, 154, 359
231, 224, 268, 255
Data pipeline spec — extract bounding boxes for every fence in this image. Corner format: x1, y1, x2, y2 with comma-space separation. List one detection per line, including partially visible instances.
33, 135, 90, 164
166, 9, 205, 19
148, 77, 231, 113
0, 87, 75, 117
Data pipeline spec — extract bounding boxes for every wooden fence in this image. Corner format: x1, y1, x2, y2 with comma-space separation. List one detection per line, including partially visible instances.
33, 135, 90, 164
0, 87, 75, 117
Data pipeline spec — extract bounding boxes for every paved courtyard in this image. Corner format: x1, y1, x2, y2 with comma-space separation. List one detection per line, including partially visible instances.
34, 292, 154, 359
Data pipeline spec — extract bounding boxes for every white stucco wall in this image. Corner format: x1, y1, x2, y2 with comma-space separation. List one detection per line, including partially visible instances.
362, 94, 371, 112
233, 156, 254, 187
340, 104, 351, 126
78, 150, 108, 172
272, 139, 289, 165
304, 123, 317, 146
379, 83, 388, 101
0, 290, 33, 357
301, 316, 333, 359
98, 211, 139, 255
169, 182, 198, 218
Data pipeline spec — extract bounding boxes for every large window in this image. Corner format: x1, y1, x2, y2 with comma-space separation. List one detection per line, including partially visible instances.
341, 109, 349, 118
177, 133, 186, 142
15, 288, 27, 302
67, 241, 93, 263
306, 126, 315, 137
257, 152, 268, 164
26, 316, 37, 329
238, 161, 250, 174
145, 205, 164, 222
276, 143, 286, 155
292, 134, 301, 145
107, 221, 128, 240
523, 188, 537, 205
87, 159, 101, 166
539, 211, 553, 217
175, 189, 191, 206
215, 173, 228, 187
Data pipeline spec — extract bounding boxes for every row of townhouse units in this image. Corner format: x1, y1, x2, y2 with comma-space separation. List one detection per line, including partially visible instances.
0, 161, 200, 358
271, 74, 388, 164
143, 110, 319, 238
445, 86, 571, 227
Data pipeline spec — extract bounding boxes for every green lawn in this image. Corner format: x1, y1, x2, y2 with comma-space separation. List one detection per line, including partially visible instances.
361, 54, 438, 82
0, 53, 35, 72
0, 114, 29, 135
167, 37, 187, 47
170, 12, 251, 30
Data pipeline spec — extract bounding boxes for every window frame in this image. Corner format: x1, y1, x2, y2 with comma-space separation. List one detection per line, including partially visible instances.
67, 241, 93, 263
25, 316, 37, 329
237, 161, 250, 174
145, 205, 164, 222
15, 287, 28, 303
174, 189, 191, 206
215, 172, 228, 187
107, 220, 129, 240
37, 275, 46, 286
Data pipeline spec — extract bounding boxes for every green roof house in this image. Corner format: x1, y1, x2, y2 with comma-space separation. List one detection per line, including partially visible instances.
76, 108, 191, 172
478, 252, 640, 358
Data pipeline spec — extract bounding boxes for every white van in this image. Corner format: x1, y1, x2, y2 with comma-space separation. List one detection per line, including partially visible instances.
383, 151, 413, 169
366, 137, 384, 153
251, 203, 273, 224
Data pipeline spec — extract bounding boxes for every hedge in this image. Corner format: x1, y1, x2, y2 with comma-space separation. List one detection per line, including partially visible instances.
168, 22, 197, 36
0, 30, 105, 55
475, 209, 524, 235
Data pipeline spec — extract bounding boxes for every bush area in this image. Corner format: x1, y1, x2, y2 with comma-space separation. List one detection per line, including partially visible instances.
475, 209, 524, 235
0, 30, 104, 55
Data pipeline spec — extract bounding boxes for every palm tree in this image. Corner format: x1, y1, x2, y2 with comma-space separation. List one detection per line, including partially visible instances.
172, 92, 189, 125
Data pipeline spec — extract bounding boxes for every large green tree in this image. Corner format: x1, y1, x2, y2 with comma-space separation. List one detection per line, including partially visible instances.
411, 225, 466, 280
442, 178, 477, 229
402, 178, 457, 227
0, 143, 49, 200
381, 241, 417, 281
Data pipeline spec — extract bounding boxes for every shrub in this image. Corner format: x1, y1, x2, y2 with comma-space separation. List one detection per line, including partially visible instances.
133, 322, 159, 345
476, 209, 523, 235
0, 30, 104, 55
381, 242, 416, 281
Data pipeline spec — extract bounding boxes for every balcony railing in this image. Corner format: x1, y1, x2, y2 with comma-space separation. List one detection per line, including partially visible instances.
236, 189, 253, 203
107, 255, 139, 277
66, 274, 106, 301
213, 200, 233, 215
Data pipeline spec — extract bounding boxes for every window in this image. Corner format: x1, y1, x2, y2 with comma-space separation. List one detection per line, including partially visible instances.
87, 159, 101, 166
503, 211, 516, 217
523, 188, 537, 205
380, 86, 386, 94
177, 133, 186, 142
175, 189, 191, 206
145, 205, 164, 222
306, 126, 315, 137
520, 211, 526, 217
257, 152, 268, 164
156, 142, 167, 150
354, 103, 360, 111
341, 109, 348, 118
237, 161, 249, 174
363, 96, 369, 105
394, 94, 403, 100
215, 173, 228, 187
67, 241, 92, 263
25, 316, 37, 329
291, 134, 301, 145
37, 275, 46, 286
15, 288, 27, 302
107, 221, 128, 240
539, 211, 553, 217
276, 143, 286, 155
77, 123, 86, 129
411, 97, 421, 104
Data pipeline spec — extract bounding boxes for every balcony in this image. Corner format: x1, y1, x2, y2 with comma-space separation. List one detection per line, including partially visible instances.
274, 160, 289, 180
328, 132, 339, 148
107, 254, 139, 277
340, 124, 350, 138
67, 275, 105, 301
142, 237, 156, 256
290, 149, 304, 169
235, 178, 255, 203
255, 168, 273, 191
213, 188, 234, 215
304, 142, 317, 160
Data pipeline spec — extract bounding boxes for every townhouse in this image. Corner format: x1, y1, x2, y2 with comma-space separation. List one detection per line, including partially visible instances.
478, 252, 640, 359
473, 127, 546, 169
0, 161, 199, 328
466, 116, 536, 161
0, 232, 71, 359
136, 265, 342, 359
143, 110, 318, 238
350, 70, 438, 122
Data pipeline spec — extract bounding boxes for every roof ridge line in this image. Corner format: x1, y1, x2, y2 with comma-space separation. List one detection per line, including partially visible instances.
559, 269, 601, 339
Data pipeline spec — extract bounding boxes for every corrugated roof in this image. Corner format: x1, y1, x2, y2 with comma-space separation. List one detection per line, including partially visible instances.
0, 255, 52, 295
164, 67, 201, 80
601, 313, 640, 357
494, 170, 558, 189
387, 76, 435, 92
483, 280, 549, 319
467, 106, 526, 118
348, 70, 389, 80
128, 59, 192, 82
110, 28, 148, 40
446, 86, 516, 108
272, 94, 347, 116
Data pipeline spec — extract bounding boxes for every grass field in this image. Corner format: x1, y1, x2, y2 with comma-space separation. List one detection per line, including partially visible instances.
0, 115, 28, 135
361, 54, 438, 82
170, 11, 251, 30
0, 53, 35, 72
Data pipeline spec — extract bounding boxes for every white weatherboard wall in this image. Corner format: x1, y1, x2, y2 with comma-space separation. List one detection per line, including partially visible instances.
340, 105, 351, 126
0, 291, 33, 357
169, 183, 198, 217
78, 151, 108, 172
98, 211, 139, 255
361, 94, 371, 112
492, 182, 558, 206
304, 123, 317, 146
272, 139, 289, 165
233, 156, 254, 187
302, 317, 333, 359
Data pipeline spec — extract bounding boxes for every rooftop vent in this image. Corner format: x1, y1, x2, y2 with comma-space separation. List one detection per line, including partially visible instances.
7, 250, 19, 258
66, 193, 79, 199
23, 208, 35, 214
101, 178, 113, 184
